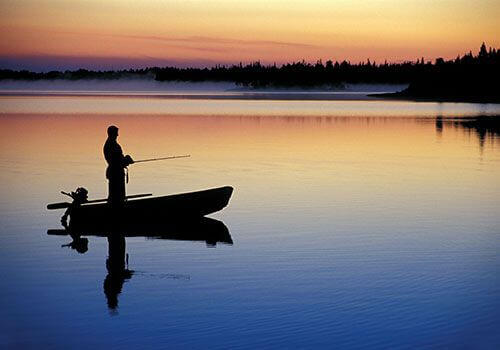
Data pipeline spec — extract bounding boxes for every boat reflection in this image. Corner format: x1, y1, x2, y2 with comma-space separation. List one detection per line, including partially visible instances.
47, 217, 232, 313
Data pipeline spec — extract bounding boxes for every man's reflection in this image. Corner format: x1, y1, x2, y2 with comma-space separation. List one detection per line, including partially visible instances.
103, 233, 133, 313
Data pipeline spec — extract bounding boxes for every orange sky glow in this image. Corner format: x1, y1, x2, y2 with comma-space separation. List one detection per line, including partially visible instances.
0, 0, 499, 70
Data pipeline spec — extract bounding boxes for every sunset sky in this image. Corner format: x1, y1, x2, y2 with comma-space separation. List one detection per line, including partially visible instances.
1, 0, 499, 71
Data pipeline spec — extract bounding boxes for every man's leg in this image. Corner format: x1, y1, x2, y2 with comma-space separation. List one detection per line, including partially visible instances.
108, 173, 125, 206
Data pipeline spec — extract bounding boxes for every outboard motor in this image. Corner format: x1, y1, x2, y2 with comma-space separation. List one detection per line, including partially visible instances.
61, 187, 89, 228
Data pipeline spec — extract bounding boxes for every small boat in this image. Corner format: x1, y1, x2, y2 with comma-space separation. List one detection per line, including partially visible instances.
49, 186, 233, 228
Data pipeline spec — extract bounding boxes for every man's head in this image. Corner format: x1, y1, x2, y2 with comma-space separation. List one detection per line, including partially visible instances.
107, 125, 119, 139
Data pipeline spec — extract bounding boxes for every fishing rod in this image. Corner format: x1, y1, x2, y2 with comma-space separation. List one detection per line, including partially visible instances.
133, 155, 190, 163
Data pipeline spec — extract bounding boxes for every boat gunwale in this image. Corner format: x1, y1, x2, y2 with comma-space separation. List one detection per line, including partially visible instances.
76, 186, 233, 209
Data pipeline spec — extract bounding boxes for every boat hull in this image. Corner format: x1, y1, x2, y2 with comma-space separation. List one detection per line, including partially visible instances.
68, 186, 233, 228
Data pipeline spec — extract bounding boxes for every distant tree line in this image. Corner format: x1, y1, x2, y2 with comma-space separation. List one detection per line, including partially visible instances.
0, 68, 155, 81
1, 44, 498, 93
392, 43, 499, 102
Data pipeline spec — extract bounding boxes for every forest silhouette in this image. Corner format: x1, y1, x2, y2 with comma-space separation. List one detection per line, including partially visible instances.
1, 44, 498, 101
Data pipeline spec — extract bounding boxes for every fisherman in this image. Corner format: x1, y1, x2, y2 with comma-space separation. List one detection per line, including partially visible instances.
103, 125, 134, 206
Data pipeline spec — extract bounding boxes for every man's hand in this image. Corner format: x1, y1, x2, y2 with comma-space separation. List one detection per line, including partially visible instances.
124, 155, 134, 166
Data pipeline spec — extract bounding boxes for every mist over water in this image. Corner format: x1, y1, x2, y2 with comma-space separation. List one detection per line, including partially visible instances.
0, 94, 499, 349
0, 79, 238, 93
0, 77, 407, 97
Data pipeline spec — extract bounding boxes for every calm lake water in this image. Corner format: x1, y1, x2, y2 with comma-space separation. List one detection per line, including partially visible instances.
0, 93, 499, 349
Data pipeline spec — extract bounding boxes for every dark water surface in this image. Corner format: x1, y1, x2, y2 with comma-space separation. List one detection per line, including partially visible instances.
0, 95, 499, 349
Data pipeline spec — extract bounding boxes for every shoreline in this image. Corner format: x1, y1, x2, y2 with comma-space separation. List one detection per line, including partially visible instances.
0, 88, 389, 101
370, 92, 500, 104
2, 91, 499, 104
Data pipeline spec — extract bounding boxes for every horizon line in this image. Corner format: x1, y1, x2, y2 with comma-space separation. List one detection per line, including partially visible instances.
1, 43, 496, 73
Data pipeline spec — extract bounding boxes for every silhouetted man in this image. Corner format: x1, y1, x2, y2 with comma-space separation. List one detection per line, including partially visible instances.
104, 126, 134, 206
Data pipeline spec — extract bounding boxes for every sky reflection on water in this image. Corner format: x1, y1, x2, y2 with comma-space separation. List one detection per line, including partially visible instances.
0, 97, 499, 349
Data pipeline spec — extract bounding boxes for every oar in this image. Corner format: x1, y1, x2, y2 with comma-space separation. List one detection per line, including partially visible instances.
47, 193, 152, 210
133, 155, 190, 163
